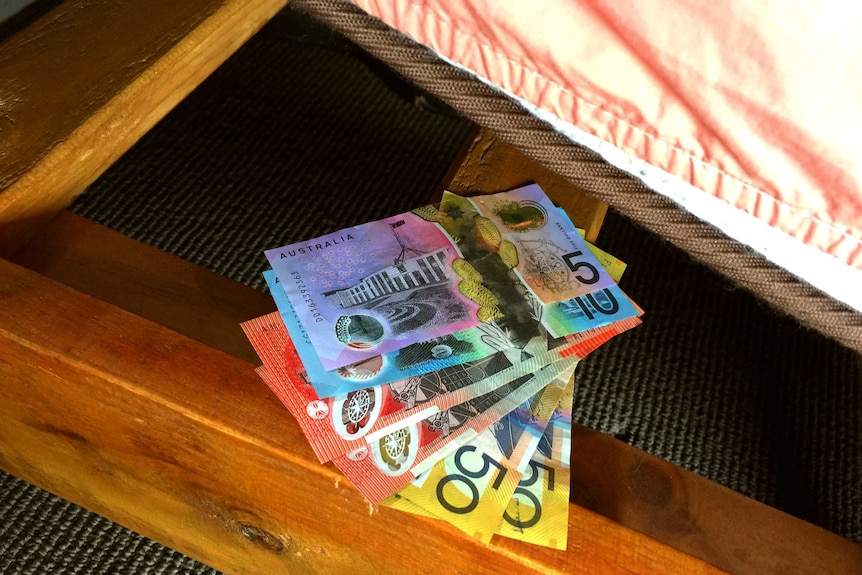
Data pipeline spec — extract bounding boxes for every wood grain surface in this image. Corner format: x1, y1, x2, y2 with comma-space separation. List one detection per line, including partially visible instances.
441, 127, 609, 243
12, 212, 276, 365
0, 253, 724, 575
0, 0, 287, 257
8, 213, 862, 574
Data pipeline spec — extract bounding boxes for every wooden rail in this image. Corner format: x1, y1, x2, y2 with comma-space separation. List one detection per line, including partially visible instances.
4, 211, 859, 574
0, 0, 288, 257
1, 225, 723, 575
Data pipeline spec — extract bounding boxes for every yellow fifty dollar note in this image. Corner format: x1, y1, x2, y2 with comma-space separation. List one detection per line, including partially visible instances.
495, 398, 572, 550
383, 487, 442, 520
382, 364, 575, 544
575, 227, 627, 282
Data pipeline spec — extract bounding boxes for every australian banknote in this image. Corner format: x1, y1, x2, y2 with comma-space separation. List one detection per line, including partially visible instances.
495, 400, 573, 549
245, 313, 541, 463
330, 357, 577, 505
265, 211, 483, 370
540, 284, 641, 338
419, 191, 641, 339
382, 364, 575, 544
262, 269, 510, 398
450, 184, 618, 304
242, 310, 624, 464
244, 240, 641, 464
570, 226, 627, 282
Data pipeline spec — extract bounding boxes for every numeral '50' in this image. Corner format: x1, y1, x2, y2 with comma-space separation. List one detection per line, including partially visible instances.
503, 460, 555, 530
435, 445, 507, 515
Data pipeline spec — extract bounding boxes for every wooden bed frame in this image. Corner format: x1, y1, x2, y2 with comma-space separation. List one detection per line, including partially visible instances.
1, 2, 859, 573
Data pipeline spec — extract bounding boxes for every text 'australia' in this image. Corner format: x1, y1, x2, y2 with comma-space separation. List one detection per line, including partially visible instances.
279, 234, 355, 257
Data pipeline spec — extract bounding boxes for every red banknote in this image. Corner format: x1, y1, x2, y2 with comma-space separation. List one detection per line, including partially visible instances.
242, 312, 639, 464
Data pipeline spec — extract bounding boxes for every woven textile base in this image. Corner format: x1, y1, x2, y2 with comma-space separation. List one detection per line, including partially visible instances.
2, 4, 859, 574
0, 473, 220, 575
67, 6, 471, 293
578, 211, 862, 541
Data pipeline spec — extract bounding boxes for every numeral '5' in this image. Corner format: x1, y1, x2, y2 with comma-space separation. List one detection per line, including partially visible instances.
435, 445, 507, 515
503, 460, 555, 530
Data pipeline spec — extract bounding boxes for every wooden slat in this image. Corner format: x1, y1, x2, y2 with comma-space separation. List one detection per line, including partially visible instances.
442, 127, 609, 243
568, 423, 862, 574
0, 0, 287, 257
0, 254, 724, 575
11, 212, 275, 365
9, 215, 862, 574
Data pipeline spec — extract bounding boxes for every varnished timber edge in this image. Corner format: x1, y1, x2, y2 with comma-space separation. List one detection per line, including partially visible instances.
0, 254, 724, 575
0, 0, 288, 257
8, 214, 862, 574
11, 212, 276, 365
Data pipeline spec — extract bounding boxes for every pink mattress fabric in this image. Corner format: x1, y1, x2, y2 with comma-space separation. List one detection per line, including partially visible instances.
351, 0, 862, 303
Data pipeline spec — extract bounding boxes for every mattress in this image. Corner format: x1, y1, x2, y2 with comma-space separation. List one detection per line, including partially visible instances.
296, 0, 862, 352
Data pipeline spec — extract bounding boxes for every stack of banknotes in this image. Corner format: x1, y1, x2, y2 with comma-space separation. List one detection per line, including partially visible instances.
241, 184, 642, 549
